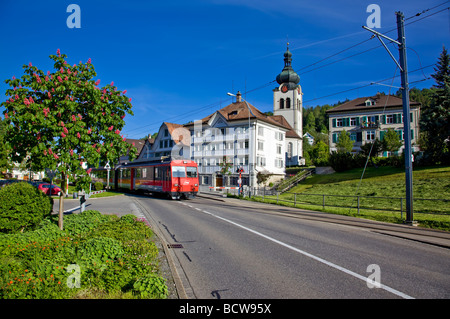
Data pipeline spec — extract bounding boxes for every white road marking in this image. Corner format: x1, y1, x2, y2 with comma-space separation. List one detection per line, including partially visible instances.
185, 203, 414, 299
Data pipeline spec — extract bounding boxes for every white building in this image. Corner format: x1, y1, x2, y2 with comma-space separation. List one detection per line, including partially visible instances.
133, 45, 305, 188
184, 92, 291, 187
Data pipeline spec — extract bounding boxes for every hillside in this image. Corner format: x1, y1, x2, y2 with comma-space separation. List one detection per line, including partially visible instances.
263, 166, 450, 230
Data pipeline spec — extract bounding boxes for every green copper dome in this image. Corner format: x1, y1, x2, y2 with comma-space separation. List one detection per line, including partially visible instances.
276, 44, 300, 89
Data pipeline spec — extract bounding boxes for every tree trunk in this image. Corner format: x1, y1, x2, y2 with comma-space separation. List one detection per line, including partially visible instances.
58, 172, 66, 230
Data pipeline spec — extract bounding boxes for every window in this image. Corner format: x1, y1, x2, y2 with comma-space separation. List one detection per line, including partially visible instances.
287, 142, 293, 158
275, 158, 284, 168
336, 118, 343, 127
386, 114, 394, 124
276, 144, 282, 154
366, 130, 376, 141
258, 140, 264, 151
286, 98, 291, 109
256, 156, 266, 166
280, 99, 284, 109
350, 132, 357, 142
350, 117, 359, 126
275, 131, 284, 141
258, 126, 264, 136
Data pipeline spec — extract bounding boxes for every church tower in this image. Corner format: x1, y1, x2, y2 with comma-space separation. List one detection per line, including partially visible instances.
273, 44, 303, 138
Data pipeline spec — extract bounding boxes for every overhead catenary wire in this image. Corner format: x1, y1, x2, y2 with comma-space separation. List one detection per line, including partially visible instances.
124, 3, 447, 138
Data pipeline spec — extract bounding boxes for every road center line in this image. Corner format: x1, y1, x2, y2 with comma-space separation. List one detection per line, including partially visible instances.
192, 205, 414, 299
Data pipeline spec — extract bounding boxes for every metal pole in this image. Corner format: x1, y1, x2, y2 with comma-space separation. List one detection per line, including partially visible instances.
396, 11, 414, 225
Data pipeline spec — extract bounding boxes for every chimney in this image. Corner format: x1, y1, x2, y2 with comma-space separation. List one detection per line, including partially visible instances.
236, 91, 242, 102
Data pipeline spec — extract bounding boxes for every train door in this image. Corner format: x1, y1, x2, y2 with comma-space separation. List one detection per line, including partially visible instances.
130, 168, 135, 191
163, 166, 170, 191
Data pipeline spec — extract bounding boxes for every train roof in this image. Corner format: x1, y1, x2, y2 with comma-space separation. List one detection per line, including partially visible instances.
114, 159, 197, 169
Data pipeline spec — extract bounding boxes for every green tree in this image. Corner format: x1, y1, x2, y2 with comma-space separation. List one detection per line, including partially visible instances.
1, 50, 137, 229
382, 128, 403, 154
420, 47, 450, 164
0, 118, 11, 176
360, 139, 383, 158
311, 140, 329, 166
335, 130, 354, 153
431, 46, 450, 89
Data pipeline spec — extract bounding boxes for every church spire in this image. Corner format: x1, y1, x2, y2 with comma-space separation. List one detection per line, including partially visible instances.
276, 44, 300, 89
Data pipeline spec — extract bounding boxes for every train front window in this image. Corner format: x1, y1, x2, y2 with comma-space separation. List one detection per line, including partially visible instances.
186, 167, 198, 178
172, 166, 186, 178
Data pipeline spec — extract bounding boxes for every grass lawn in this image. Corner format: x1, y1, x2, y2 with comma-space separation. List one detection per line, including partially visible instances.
63, 185, 124, 199
252, 166, 450, 231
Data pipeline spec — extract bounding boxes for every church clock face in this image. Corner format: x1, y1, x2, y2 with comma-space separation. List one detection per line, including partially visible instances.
281, 84, 288, 93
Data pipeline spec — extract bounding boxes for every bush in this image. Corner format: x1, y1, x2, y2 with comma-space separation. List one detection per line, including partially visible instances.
0, 182, 52, 233
94, 182, 103, 191
329, 152, 356, 172
0, 210, 167, 298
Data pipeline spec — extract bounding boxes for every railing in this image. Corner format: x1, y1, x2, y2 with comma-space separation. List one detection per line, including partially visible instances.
247, 188, 449, 217
276, 169, 314, 193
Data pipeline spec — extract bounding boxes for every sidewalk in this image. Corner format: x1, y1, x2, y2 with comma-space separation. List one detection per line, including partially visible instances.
53, 194, 143, 218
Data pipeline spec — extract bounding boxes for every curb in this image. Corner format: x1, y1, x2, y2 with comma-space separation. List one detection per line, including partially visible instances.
131, 197, 196, 299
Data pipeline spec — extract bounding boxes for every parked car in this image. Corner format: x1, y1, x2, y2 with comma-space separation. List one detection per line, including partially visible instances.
38, 183, 62, 195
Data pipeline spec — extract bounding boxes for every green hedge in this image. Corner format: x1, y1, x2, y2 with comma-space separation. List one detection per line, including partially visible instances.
0, 182, 53, 233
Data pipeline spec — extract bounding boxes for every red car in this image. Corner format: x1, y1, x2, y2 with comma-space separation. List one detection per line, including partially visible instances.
38, 183, 62, 195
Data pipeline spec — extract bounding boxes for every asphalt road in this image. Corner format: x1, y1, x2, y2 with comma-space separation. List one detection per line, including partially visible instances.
56, 193, 450, 299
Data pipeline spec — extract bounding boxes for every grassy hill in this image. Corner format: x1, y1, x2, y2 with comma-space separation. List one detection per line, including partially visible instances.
255, 166, 450, 230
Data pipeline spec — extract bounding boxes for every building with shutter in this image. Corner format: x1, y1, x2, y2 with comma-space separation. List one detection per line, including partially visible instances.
326, 94, 421, 156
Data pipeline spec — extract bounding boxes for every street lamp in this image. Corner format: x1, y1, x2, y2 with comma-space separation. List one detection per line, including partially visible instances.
227, 92, 256, 194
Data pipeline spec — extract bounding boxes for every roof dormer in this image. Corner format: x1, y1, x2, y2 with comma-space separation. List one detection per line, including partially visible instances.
365, 98, 375, 106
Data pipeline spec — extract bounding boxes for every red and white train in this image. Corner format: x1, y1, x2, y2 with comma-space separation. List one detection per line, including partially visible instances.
92, 159, 199, 199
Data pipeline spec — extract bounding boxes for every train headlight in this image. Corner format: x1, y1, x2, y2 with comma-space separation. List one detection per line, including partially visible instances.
194, 184, 198, 186
174, 183, 179, 187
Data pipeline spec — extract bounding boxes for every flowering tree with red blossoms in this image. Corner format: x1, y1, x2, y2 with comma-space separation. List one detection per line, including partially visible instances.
1, 50, 136, 229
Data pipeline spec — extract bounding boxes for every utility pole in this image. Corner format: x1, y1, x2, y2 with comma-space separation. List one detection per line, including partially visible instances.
363, 11, 415, 225
396, 11, 414, 225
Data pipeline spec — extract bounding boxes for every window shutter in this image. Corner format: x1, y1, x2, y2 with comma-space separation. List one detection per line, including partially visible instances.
380, 131, 385, 140
381, 115, 386, 124
332, 118, 336, 128
332, 133, 338, 143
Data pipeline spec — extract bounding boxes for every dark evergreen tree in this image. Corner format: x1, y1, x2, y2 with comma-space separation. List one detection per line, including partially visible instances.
431, 46, 450, 89
420, 47, 450, 164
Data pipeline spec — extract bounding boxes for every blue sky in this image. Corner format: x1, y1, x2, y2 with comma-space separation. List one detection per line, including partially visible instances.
1, 0, 449, 139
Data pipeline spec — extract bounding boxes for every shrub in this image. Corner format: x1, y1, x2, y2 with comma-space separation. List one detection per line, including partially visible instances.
94, 182, 103, 191
0, 182, 52, 233
133, 273, 168, 299
329, 152, 356, 172
0, 209, 167, 299
78, 237, 124, 264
